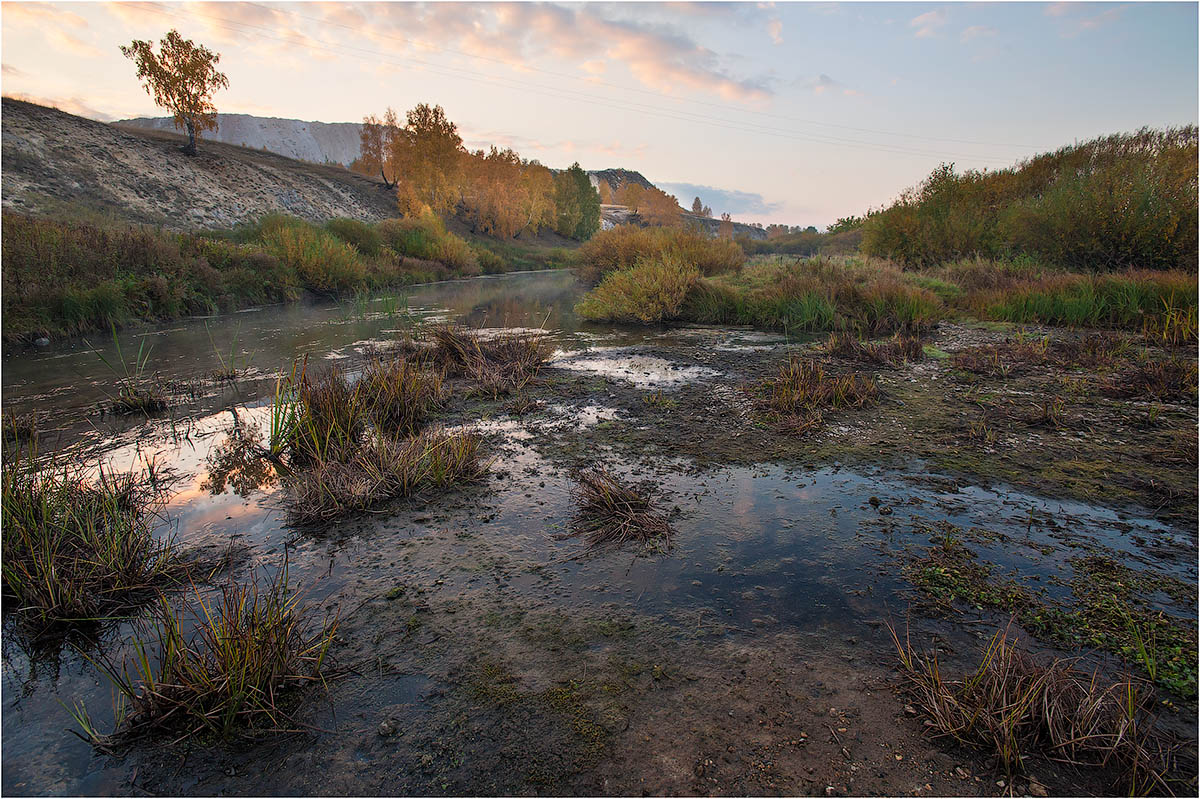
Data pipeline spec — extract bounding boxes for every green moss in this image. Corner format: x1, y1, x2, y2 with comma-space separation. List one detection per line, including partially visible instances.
907, 539, 1197, 697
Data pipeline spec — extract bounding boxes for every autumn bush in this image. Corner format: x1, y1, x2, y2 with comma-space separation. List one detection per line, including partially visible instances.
575, 255, 702, 323
576, 224, 744, 284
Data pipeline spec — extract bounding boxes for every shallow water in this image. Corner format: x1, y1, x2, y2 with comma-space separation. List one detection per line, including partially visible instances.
2, 269, 1194, 795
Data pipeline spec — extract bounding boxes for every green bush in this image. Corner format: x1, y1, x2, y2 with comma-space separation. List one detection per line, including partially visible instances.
377, 213, 479, 273
324, 218, 383, 256
575, 255, 702, 323
259, 224, 365, 295
862, 128, 1198, 270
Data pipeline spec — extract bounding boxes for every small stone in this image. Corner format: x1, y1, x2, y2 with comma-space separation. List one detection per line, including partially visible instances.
894, 754, 903, 761
33, 337, 50, 347
1029, 779, 1048, 797
691, 580, 702, 586
421, 754, 435, 767
868, 496, 881, 507
879, 506, 893, 516
378, 719, 401, 737
904, 704, 917, 716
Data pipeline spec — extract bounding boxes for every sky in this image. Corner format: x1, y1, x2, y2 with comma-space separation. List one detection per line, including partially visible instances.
1, 1, 1197, 227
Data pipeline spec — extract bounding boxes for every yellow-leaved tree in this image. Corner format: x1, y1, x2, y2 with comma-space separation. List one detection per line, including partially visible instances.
121, 30, 228, 156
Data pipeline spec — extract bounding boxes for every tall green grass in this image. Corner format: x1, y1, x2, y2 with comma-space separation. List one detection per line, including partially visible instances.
1, 440, 179, 630
588, 256, 945, 334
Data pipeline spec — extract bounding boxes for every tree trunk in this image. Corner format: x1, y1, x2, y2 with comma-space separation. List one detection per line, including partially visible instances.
184, 119, 197, 156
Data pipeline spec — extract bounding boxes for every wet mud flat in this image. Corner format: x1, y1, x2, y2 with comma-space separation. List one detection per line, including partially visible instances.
2, 279, 1196, 796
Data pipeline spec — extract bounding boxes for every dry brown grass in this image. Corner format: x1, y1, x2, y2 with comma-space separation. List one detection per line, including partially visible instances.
568, 468, 673, 551
890, 623, 1180, 795
427, 325, 554, 397
825, 331, 926, 366
284, 429, 484, 524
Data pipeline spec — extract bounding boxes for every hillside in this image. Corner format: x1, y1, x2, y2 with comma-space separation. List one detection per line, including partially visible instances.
1, 98, 395, 229
116, 113, 666, 199
118, 113, 362, 166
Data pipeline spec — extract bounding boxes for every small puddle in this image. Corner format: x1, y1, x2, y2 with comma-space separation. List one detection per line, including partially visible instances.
550, 349, 722, 389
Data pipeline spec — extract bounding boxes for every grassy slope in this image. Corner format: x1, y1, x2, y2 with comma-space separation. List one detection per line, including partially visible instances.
1, 99, 580, 341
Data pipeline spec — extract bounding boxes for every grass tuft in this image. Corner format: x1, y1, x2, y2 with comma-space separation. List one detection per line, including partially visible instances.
1, 440, 180, 631
890, 623, 1180, 794
825, 331, 926, 366
428, 325, 553, 397
284, 429, 484, 524
568, 469, 673, 552
72, 564, 338, 745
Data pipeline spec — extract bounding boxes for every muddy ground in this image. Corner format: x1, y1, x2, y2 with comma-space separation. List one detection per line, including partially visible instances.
2, 313, 1196, 797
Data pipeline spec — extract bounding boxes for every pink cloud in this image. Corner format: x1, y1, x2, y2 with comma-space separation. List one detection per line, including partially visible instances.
767, 18, 783, 45
909, 10, 948, 38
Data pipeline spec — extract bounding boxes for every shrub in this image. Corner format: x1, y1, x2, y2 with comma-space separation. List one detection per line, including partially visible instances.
377, 213, 479, 273
575, 255, 702, 323
259, 224, 365, 295
577, 225, 743, 284
324, 218, 383, 256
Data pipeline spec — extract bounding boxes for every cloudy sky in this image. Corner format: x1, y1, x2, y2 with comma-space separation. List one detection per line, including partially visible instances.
2, 1, 1196, 226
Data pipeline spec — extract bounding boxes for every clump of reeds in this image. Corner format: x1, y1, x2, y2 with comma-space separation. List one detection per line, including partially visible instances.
429, 325, 553, 396
71, 564, 338, 745
757, 358, 878, 435
284, 429, 484, 524
359, 355, 444, 436
288, 364, 367, 464
568, 468, 673, 551
1, 440, 179, 629
825, 331, 926, 366
890, 624, 1179, 794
